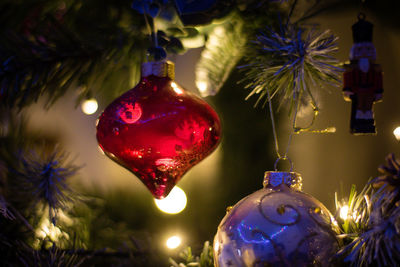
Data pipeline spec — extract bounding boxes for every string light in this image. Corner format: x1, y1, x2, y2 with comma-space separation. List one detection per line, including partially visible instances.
352, 210, 361, 223
331, 216, 339, 227
166, 235, 182, 249
81, 98, 98, 115
154, 186, 187, 214
35, 209, 70, 244
393, 126, 400, 141
196, 80, 208, 93
339, 205, 349, 220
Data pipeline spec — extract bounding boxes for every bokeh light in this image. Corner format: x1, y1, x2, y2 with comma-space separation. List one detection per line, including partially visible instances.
196, 80, 208, 93
154, 186, 187, 214
340, 205, 349, 220
81, 98, 98, 115
393, 126, 400, 141
166, 235, 182, 249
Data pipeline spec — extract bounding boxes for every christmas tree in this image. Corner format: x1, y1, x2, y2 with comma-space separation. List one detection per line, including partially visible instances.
1, 0, 399, 266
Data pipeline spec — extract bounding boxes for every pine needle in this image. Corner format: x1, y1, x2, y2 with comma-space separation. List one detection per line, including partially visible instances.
195, 14, 246, 97
241, 24, 342, 113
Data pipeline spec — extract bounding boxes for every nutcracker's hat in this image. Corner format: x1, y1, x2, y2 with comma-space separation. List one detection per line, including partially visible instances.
352, 13, 373, 43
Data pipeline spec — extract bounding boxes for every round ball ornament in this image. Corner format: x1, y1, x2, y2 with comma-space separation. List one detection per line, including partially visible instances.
96, 61, 221, 199
214, 171, 339, 266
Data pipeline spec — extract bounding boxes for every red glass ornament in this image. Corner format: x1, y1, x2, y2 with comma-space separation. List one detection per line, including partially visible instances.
96, 64, 221, 199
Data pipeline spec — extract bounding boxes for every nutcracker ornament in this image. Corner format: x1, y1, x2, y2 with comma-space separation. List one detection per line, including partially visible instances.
343, 14, 383, 135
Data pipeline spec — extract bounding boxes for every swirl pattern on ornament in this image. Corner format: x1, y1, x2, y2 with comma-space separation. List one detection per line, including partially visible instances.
259, 191, 301, 226
308, 206, 339, 239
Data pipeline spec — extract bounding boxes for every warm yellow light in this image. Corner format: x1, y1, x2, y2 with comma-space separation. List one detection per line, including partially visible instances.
214, 26, 225, 36
166, 235, 182, 249
171, 82, 183, 95
181, 35, 205, 48
394, 126, 400, 141
352, 210, 361, 223
36, 217, 66, 242
154, 186, 187, 214
340, 205, 349, 220
331, 216, 338, 227
196, 81, 208, 93
81, 98, 98, 115
326, 127, 337, 133
208, 26, 224, 47
214, 239, 220, 254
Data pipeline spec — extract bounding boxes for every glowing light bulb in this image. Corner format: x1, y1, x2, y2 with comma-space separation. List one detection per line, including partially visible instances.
393, 126, 400, 141
214, 26, 225, 36
326, 127, 336, 133
166, 235, 182, 249
154, 186, 187, 214
340, 205, 349, 220
171, 82, 183, 95
331, 216, 339, 227
81, 99, 98, 115
352, 210, 361, 223
196, 81, 208, 93
35, 217, 67, 242
214, 240, 220, 253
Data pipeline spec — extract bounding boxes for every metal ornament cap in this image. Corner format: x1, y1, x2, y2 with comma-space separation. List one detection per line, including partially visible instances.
141, 61, 175, 80
264, 171, 302, 191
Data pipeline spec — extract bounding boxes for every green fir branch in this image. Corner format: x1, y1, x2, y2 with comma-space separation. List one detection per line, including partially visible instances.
241, 24, 342, 113
195, 13, 247, 97
0, 4, 147, 109
0, 0, 199, 109
334, 154, 400, 266
169, 241, 214, 267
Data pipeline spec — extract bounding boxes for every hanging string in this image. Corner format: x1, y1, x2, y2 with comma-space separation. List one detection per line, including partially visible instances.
266, 84, 281, 159
266, 68, 302, 170
262, 2, 337, 171
143, 12, 153, 42
265, 79, 295, 171
285, 0, 298, 28
266, 69, 336, 171
142, 8, 153, 62
141, 5, 162, 61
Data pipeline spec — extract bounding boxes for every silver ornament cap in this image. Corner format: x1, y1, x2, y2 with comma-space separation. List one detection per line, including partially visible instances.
141, 61, 175, 79
263, 171, 302, 191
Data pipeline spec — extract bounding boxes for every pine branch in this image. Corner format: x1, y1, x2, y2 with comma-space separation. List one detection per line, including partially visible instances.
0, 109, 77, 249
0, 0, 150, 109
0, 0, 210, 109
169, 241, 214, 267
195, 13, 247, 97
0, 109, 37, 250
10, 147, 79, 225
334, 154, 400, 266
0, 160, 14, 220
240, 23, 342, 113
